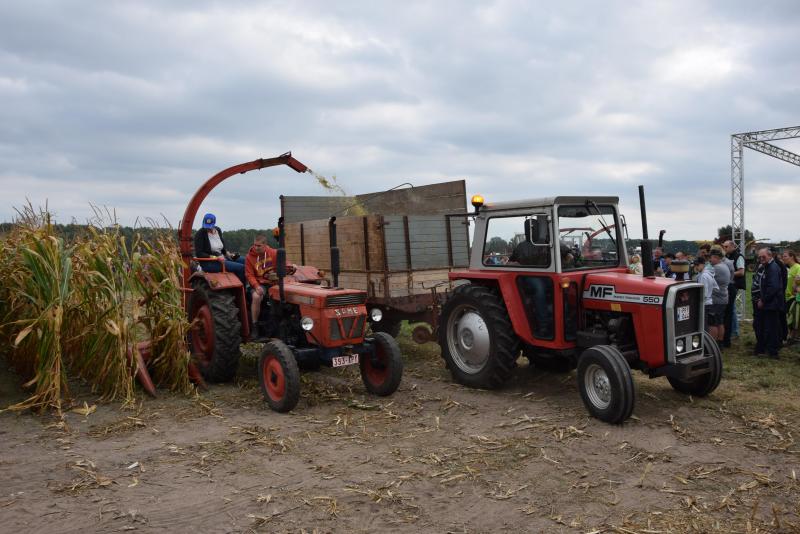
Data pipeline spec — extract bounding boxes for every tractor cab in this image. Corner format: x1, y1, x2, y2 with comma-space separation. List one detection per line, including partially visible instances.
464, 196, 628, 347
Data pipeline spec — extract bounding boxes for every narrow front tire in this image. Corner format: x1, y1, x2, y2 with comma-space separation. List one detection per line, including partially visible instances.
577, 345, 635, 424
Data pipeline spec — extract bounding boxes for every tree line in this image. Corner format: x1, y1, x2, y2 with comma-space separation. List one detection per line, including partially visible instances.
0, 223, 279, 255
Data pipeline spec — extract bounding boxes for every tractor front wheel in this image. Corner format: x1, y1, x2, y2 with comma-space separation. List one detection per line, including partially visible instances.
259, 340, 301, 413
360, 332, 403, 396
577, 345, 635, 424
667, 332, 723, 397
188, 284, 242, 382
439, 284, 519, 389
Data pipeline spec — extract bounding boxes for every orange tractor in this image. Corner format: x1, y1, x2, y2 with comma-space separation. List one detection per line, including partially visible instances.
177, 153, 403, 412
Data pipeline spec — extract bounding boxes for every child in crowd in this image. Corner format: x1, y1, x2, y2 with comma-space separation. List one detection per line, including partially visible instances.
628, 254, 643, 275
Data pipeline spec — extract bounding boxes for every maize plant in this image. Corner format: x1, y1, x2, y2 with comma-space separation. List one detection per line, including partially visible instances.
0, 205, 192, 413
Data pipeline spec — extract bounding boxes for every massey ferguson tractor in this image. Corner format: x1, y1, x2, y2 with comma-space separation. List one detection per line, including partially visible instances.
177, 153, 403, 412
439, 187, 721, 424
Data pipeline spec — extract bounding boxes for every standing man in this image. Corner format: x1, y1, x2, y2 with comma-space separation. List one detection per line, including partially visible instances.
722, 240, 746, 347
783, 250, 800, 343
693, 257, 718, 334
752, 247, 783, 358
653, 247, 667, 275
709, 250, 731, 344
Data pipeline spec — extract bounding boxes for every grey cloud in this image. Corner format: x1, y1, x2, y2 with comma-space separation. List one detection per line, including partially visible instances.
1, 1, 798, 240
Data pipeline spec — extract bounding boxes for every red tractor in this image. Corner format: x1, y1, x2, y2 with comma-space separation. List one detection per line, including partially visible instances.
438, 188, 721, 424
178, 154, 403, 412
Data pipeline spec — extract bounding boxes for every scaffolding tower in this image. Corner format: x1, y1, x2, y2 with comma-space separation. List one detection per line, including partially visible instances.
731, 125, 800, 319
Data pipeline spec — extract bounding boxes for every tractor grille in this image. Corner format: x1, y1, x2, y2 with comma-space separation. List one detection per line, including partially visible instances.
329, 316, 366, 341
325, 293, 367, 307
674, 286, 702, 337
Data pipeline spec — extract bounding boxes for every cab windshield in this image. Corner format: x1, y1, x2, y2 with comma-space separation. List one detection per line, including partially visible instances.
558, 204, 621, 271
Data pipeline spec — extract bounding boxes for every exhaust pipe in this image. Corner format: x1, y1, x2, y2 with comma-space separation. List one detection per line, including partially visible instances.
329, 217, 340, 288
658, 229, 666, 249
277, 216, 286, 304
638, 185, 655, 279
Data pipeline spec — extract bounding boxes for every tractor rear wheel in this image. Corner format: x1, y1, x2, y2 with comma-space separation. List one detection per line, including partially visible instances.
360, 332, 403, 396
577, 345, 635, 424
667, 332, 723, 397
188, 284, 242, 382
259, 340, 301, 412
439, 284, 519, 389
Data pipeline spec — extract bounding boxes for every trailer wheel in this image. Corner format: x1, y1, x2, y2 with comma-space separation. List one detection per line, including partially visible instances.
439, 284, 519, 389
371, 318, 402, 338
259, 340, 301, 413
667, 332, 723, 397
188, 284, 242, 382
360, 332, 403, 396
577, 345, 635, 424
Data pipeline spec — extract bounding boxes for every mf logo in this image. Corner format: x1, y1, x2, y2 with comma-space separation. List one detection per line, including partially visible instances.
589, 285, 614, 298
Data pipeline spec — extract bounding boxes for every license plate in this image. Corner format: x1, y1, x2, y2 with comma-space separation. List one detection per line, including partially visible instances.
332, 354, 359, 367
677, 305, 690, 321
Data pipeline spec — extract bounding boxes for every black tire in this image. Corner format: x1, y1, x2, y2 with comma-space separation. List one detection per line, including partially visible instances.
259, 340, 301, 413
371, 318, 402, 338
667, 331, 723, 396
360, 332, 403, 396
438, 284, 519, 389
188, 284, 242, 382
577, 345, 635, 424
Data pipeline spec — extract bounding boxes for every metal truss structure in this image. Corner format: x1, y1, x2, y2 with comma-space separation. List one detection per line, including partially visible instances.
731, 125, 800, 319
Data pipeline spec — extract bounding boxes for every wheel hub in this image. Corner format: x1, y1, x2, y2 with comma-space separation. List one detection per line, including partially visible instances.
448, 306, 491, 374
584, 363, 611, 409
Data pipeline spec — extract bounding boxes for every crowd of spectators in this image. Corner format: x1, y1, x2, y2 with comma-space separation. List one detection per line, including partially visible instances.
629, 241, 800, 358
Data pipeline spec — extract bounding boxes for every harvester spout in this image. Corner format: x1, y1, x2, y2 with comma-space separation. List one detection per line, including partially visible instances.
177, 152, 309, 288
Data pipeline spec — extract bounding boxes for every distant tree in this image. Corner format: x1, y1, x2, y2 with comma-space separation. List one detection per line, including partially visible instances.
717, 225, 754, 243
485, 236, 509, 254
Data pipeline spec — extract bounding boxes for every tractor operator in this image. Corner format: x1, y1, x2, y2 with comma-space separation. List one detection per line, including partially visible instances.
245, 233, 294, 336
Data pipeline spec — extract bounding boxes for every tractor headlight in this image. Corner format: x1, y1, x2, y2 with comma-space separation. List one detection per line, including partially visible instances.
691, 334, 701, 350
300, 317, 314, 331
370, 308, 383, 322
676, 338, 685, 353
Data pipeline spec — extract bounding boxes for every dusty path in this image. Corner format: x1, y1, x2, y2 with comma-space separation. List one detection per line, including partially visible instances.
1, 340, 799, 533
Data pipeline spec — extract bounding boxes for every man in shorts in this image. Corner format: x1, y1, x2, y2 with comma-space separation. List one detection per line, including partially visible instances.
709, 249, 731, 343
694, 257, 718, 334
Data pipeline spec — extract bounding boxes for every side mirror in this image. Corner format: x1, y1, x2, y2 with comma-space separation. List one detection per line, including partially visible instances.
534, 215, 549, 244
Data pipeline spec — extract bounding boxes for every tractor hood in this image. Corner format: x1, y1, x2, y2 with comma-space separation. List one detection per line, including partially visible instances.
582, 272, 677, 305
269, 282, 367, 308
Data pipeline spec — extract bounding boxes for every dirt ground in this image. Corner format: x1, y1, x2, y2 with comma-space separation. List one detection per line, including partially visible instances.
2, 330, 800, 533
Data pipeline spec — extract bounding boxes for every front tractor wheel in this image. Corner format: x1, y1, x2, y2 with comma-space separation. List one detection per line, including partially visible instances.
667, 331, 723, 397
438, 284, 519, 389
259, 340, 301, 413
360, 332, 403, 396
577, 345, 635, 424
188, 285, 242, 382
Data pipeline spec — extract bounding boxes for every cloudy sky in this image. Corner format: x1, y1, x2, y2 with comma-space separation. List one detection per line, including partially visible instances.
1, 1, 798, 241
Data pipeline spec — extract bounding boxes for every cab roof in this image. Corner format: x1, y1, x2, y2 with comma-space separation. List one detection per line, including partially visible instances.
481, 196, 620, 212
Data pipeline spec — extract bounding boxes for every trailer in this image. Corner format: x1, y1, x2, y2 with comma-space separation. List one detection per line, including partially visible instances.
281, 181, 470, 342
